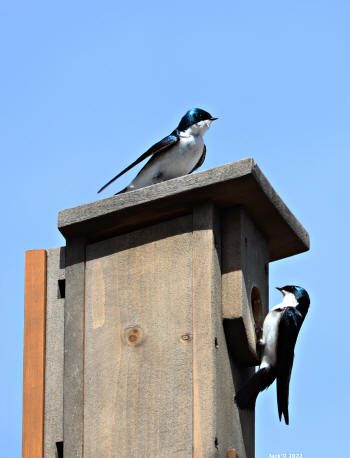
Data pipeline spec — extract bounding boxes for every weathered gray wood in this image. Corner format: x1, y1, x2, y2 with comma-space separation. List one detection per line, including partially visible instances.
229, 357, 255, 458
192, 202, 219, 457
58, 158, 309, 261
83, 216, 193, 457
64, 238, 86, 458
44, 248, 65, 458
222, 208, 269, 365
192, 203, 250, 458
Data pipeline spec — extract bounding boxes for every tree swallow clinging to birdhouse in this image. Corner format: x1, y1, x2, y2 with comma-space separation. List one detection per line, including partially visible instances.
97, 108, 218, 194
235, 285, 310, 425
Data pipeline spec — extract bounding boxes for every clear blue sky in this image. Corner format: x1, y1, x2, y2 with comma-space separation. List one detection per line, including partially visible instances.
1, 1, 349, 456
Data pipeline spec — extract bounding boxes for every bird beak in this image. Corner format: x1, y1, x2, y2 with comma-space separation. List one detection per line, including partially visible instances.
210, 117, 218, 121
276, 287, 284, 294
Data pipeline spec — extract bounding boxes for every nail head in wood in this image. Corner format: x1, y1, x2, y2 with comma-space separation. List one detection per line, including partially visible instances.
181, 333, 192, 342
124, 326, 144, 347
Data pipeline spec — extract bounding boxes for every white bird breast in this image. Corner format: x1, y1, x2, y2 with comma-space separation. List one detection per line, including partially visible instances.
129, 120, 211, 189
151, 121, 211, 179
259, 292, 299, 369
151, 137, 202, 179
260, 310, 282, 369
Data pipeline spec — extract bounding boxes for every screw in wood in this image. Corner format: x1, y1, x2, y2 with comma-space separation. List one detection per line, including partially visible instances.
181, 333, 192, 342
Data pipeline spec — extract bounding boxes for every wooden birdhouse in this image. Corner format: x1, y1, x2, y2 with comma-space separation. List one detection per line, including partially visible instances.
23, 158, 309, 458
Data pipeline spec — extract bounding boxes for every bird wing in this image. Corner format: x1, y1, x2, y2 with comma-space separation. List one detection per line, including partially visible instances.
276, 307, 304, 424
189, 145, 206, 173
97, 133, 179, 193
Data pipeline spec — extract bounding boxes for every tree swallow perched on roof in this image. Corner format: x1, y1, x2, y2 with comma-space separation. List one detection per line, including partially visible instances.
235, 285, 310, 425
97, 108, 218, 194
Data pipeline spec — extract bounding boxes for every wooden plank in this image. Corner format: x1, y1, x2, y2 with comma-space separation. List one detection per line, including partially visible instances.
222, 207, 269, 365
192, 202, 242, 457
220, 208, 268, 457
192, 203, 218, 457
229, 355, 255, 458
44, 248, 65, 458
23, 250, 47, 458
192, 203, 251, 458
63, 238, 86, 458
84, 216, 193, 457
58, 158, 309, 262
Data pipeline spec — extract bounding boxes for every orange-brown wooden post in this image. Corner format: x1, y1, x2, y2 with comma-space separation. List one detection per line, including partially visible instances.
22, 250, 47, 458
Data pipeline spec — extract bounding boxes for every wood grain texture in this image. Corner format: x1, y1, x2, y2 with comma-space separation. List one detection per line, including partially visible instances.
23, 250, 47, 458
192, 203, 246, 458
228, 356, 255, 458
58, 158, 309, 262
192, 203, 218, 458
63, 238, 86, 458
44, 248, 65, 458
84, 216, 193, 457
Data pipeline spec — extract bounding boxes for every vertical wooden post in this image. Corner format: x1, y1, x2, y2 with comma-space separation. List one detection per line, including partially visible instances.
23, 250, 47, 458
63, 238, 86, 458
192, 203, 244, 457
192, 202, 220, 457
44, 248, 65, 458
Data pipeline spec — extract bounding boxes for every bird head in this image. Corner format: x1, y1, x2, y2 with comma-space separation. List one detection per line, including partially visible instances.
177, 108, 218, 134
276, 285, 310, 311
